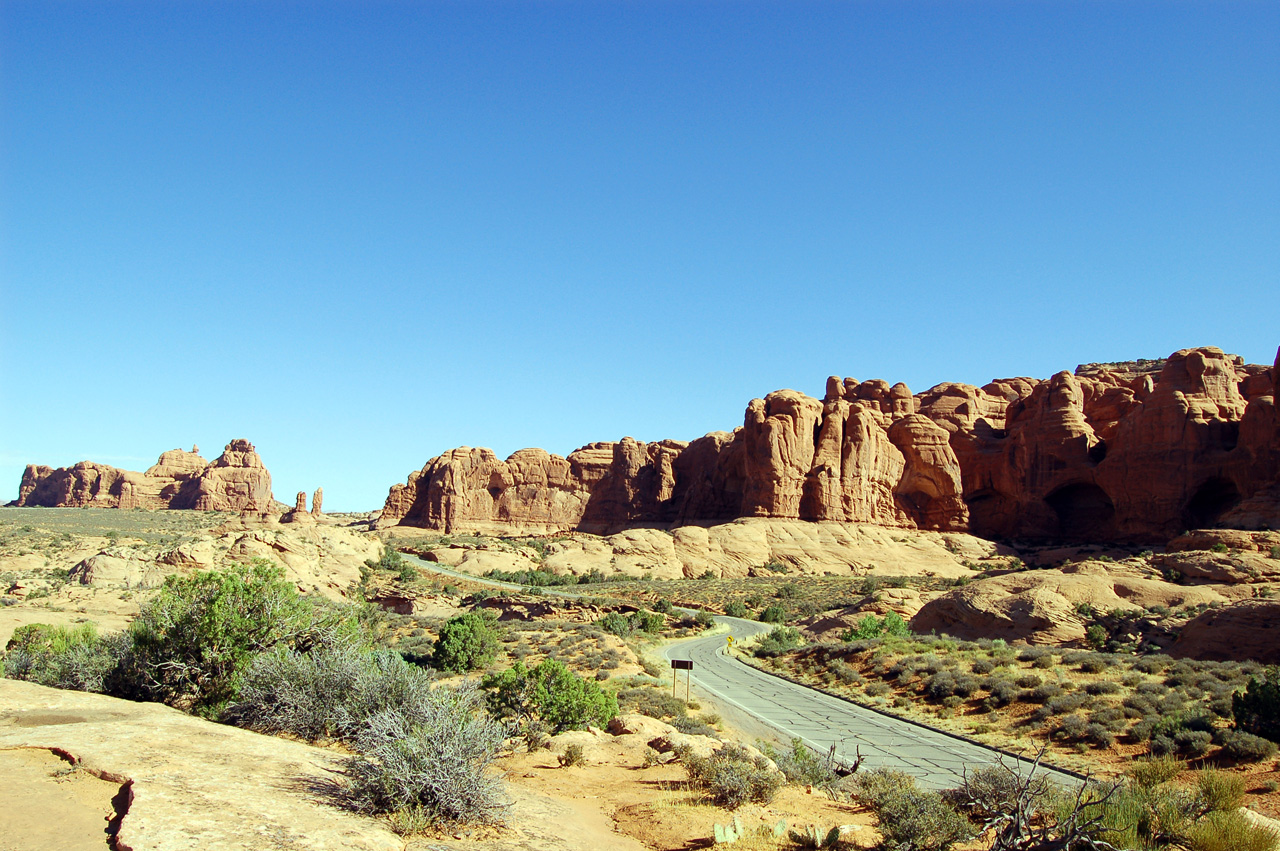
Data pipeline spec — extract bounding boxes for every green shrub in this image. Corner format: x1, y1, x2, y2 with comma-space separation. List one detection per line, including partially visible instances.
1128, 755, 1184, 788
343, 683, 506, 825
432, 612, 500, 673
753, 626, 801, 658
112, 561, 340, 713
758, 604, 787, 624
1185, 809, 1280, 851
724, 600, 749, 618
483, 658, 617, 732
840, 611, 910, 641
1233, 666, 1280, 743
2, 623, 123, 692
1196, 769, 1246, 813
684, 743, 782, 808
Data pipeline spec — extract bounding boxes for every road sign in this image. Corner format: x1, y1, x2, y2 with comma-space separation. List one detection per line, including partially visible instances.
671, 659, 693, 670
726, 635, 734, 646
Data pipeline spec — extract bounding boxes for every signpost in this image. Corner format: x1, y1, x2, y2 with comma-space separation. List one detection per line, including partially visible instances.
671, 659, 693, 702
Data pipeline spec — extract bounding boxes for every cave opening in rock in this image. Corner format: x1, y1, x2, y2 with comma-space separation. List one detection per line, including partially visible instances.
965, 489, 1013, 537
1183, 477, 1241, 529
1045, 482, 1115, 540
896, 490, 935, 528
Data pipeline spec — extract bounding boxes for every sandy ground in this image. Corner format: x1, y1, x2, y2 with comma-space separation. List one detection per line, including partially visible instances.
0, 746, 123, 851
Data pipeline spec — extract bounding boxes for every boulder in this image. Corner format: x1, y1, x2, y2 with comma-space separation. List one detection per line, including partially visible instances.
1171, 599, 1280, 663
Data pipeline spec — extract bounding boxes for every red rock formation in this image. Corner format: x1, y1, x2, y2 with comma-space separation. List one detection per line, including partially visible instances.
311, 488, 323, 515
379, 345, 1280, 542
13, 440, 273, 513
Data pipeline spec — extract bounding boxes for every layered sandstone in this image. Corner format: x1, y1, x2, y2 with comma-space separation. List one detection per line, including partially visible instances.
14, 440, 274, 513
380, 345, 1280, 542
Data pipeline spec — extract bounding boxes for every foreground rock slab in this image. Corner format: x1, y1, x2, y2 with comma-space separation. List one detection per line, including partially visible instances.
0, 680, 402, 851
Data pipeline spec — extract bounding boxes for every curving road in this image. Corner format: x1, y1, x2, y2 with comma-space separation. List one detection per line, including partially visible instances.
400, 551, 1080, 790
663, 617, 1082, 790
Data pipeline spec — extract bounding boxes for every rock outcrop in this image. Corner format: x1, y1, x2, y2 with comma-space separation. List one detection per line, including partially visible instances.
14, 440, 274, 513
380, 345, 1280, 542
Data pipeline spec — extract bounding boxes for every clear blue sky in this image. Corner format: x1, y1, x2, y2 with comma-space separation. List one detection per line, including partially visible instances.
2, 1, 1277, 511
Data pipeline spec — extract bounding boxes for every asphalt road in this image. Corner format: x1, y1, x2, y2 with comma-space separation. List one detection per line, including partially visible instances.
400, 551, 1080, 790
662, 617, 1082, 790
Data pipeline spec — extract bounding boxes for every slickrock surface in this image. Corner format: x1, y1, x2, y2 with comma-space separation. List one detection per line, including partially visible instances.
909, 560, 1252, 645
380, 345, 1280, 542
16, 439, 274, 513
402, 517, 996, 580
1171, 599, 1280, 663
0, 679, 403, 851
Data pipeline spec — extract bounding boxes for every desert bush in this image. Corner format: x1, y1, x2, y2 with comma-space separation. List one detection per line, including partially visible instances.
1185, 809, 1280, 851
874, 786, 974, 851
723, 600, 749, 618
1133, 655, 1170, 674
618, 686, 687, 720
1219, 729, 1278, 762
849, 766, 918, 808
1076, 654, 1109, 674
343, 683, 506, 825
1196, 769, 1246, 813
670, 715, 717, 737
985, 678, 1020, 707
1027, 682, 1063, 703
1086, 723, 1116, 748
1128, 755, 1184, 788
228, 644, 431, 741
1085, 680, 1121, 695
1015, 673, 1043, 689
684, 743, 782, 808
971, 658, 995, 675
831, 660, 863, 684
762, 738, 840, 793
483, 658, 617, 733
865, 681, 891, 698
558, 743, 586, 767
2, 623, 124, 693
432, 611, 500, 673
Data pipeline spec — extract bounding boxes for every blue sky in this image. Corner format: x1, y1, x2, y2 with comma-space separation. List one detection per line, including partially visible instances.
1, 1, 1276, 511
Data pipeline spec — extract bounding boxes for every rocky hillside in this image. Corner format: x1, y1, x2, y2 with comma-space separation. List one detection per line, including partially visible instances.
14, 439, 274, 513
380, 345, 1280, 542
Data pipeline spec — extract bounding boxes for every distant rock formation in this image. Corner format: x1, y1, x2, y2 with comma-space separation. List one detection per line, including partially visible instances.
311, 487, 323, 516
379, 345, 1280, 542
14, 440, 274, 513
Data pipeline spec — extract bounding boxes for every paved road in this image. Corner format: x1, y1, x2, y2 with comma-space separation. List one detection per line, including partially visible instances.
663, 617, 1082, 790
400, 551, 1079, 790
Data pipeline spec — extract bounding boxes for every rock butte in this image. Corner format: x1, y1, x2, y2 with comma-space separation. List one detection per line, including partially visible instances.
379, 345, 1280, 543
14, 439, 273, 514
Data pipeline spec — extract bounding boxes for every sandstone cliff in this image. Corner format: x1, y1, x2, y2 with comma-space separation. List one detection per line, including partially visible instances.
380, 345, 1279, 542
15, 440, 274, 513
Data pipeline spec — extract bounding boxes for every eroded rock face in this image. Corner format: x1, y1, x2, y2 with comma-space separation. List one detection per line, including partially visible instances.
379, 345, 1280, 541
14, 440, 273, 513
